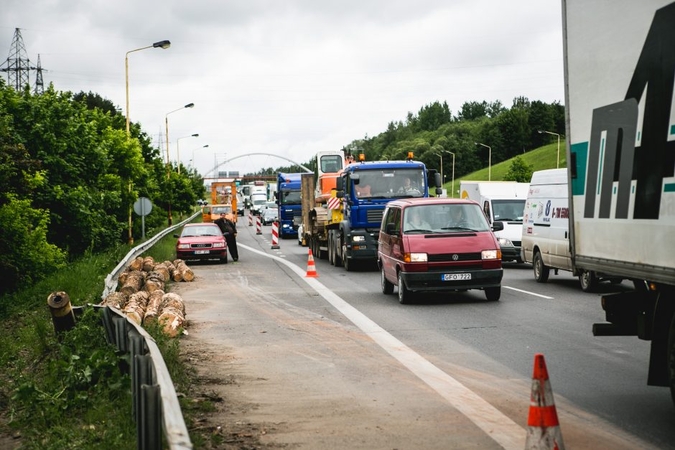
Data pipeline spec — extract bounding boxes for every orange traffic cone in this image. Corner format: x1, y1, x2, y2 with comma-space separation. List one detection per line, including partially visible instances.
305, 249, 318, 277
525, 353, 565, 450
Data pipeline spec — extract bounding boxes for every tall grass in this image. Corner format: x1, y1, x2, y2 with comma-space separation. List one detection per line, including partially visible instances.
0, 230, 192, 449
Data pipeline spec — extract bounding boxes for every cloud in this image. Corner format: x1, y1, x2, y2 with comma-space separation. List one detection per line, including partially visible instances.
1, 0, 564, 177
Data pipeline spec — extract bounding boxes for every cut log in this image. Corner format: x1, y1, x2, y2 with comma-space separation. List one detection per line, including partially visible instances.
143, 290, 165, 325
120, 270, 146, 296
161, 292, 186, 315
142, 256, 155, 273
128, 256, 144, 272
123, 291, 149, 325
100, 291, 128, 310
158, 306, 185, 337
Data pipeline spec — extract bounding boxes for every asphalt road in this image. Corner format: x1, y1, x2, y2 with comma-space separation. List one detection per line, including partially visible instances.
174, 217, 675, 449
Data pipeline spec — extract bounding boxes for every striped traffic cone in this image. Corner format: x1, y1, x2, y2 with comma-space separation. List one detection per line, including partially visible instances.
525, 353, 565, 450
305, 249, 318, 277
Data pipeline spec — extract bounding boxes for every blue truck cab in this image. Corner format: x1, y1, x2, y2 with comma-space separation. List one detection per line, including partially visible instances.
276, 172, 303, 238
331, 157, 441, 270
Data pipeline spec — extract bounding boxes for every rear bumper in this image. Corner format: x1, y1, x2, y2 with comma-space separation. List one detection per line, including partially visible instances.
401, 268, 503, 292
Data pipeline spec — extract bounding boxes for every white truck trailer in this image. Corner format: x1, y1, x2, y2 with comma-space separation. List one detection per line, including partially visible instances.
460, 181, 529, 263
563, 0, 675, 403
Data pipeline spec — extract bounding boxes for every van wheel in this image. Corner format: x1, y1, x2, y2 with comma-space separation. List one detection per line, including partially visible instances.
533, 251, 549, 283
579, 270, 598, 292
485, 286, 501, 301
398, 271, 412, 304
381, 265, 394, 295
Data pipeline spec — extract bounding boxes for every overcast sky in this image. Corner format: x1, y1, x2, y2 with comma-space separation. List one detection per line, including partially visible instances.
1, 0, 564, 178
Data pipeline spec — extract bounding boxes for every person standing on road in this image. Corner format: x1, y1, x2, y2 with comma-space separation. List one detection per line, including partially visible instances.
215, 213, 239, 261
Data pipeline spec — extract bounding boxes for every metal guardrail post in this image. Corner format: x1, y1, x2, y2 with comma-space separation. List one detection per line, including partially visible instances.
140, 383, 162, 450
130, 332, 148, 420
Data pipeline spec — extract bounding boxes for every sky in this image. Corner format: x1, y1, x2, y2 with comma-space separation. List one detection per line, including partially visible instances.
1, 0, 564, 179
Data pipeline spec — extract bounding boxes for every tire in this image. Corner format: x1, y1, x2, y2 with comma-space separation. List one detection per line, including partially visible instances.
398, 271, 412, 304
328, 239, 335, 265
381, 264, 394, 295
221, 255, 228, 264
342, 241, 351, 271
579, 270, 598, 292
668, 313, 675, 407
334, 238, 343, 268
485, 286, 501, 301
533, 251, 549, 283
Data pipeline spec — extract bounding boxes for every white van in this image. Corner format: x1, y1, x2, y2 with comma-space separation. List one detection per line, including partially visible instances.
460, 181, 529, 263
521, 168, 620, 291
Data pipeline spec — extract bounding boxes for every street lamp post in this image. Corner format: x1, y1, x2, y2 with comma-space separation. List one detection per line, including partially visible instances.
538, 130, 562, 168
475, 142, 492, 181
176, 134, 199, 174
191, 144, 209, 171
165, 103, 195, 176
124, 39, 170, 244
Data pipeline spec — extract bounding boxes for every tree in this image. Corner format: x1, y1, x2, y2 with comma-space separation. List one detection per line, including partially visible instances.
503, 156, 534, 182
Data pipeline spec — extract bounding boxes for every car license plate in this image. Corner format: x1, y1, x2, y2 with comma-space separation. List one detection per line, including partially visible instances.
194, 250, 209, 255
442, 273, 471, 281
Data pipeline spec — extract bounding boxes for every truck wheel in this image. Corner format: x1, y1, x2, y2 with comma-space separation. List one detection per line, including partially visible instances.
579, 270, 598, 292
398, 271, 412, 304
669, 313, 675, 407
485, 286, 501, 301
342, 241, 352, 271
533, 251, 549, 283
328, 240, 334, 265
334, 238, 343, 268
381, 265, 394, 295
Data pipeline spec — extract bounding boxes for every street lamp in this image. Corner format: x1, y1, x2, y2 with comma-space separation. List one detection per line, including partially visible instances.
538, 130, 562, 168
176, 134, 199, 174
433, 150, 455, 197
125, 40, 171, 136
124, 39, 170, 244
475, 142, 492, 181
191, 144, 209, 171
165, 103, 195, 175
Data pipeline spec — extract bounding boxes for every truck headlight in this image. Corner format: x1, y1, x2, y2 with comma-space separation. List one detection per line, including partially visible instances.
352, 235, 365, 242
482, 249, 500, 260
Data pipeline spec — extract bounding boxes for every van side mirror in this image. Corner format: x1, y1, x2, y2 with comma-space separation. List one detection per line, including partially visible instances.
385, 223, 398, 235
491, 221, 504, 232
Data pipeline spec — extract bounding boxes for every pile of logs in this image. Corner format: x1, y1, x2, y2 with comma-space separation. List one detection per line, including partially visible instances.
99, 256, 193, 337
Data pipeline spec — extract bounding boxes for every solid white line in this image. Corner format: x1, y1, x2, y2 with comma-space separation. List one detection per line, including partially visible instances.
503, 285, 554, 299
240, 243, 526, 449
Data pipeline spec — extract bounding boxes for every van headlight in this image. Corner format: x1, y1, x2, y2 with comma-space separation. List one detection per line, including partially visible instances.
498, 237, 514, 247
482, 249, 500, 260
404, 253, 428, 262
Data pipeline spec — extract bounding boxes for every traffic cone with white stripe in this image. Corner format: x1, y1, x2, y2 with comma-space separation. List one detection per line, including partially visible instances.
525, 353, 565, 450
305, 249, 318, 277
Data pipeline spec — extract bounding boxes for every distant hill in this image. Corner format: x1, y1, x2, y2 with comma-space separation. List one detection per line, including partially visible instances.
444, 143, 566, 196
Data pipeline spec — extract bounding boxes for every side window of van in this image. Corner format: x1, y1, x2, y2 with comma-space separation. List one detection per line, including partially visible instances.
382, 207, 401, 235
483, 201, 492, 223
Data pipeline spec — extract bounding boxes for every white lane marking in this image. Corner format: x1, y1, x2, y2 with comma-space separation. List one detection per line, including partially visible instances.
503, 285, 554, 299
239, 243, 526, 449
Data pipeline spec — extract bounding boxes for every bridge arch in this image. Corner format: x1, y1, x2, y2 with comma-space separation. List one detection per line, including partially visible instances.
204, 152, 312, 178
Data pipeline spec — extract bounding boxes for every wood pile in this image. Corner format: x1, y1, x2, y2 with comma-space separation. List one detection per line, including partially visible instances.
99, 257, 194, 337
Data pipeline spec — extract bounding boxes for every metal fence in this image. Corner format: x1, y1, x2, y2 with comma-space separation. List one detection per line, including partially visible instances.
97, 212, 199, 449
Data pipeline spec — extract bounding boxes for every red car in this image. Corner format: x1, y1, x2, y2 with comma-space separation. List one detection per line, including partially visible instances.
174, 223, 228, 264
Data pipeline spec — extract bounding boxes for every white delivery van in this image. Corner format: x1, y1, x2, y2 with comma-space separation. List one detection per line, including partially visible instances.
460, 181, 529, 263
521, 168, 620, 291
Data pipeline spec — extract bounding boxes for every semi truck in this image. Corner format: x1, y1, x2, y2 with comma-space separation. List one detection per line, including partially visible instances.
459, 181, 529, 263
300, 151, 441, 271
563, 0, 675, 403
276, 172, 304, 238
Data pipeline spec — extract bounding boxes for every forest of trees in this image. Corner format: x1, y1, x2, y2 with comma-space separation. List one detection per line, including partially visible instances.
265, 97, 564, 184
0, 78, 563, 295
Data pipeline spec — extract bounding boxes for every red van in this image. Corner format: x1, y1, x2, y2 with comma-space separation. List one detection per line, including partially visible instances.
378, 198, 504, 304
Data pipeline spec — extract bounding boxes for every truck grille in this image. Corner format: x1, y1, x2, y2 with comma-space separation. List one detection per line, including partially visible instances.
367, 210, 383, 223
